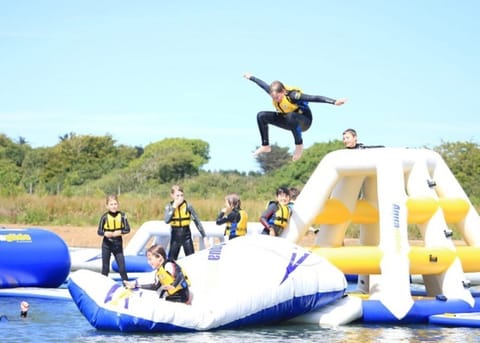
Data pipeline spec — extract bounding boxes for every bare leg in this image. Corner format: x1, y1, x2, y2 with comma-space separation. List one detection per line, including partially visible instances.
292, 144, 303, 161
253, 145, 271, 156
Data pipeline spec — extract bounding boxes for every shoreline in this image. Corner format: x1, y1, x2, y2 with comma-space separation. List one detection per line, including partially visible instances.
1, 223, 466, 248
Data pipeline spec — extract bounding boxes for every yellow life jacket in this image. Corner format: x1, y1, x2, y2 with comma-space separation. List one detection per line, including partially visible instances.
156, 261, 191, 295
103, 212, 124, 232
170, 201, 191, 227
268, 202, 291, 228
225, 209, 248, 237
272, 86, 303, 114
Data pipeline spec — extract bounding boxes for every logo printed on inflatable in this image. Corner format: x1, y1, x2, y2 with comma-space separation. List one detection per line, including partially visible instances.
280, 251, 310, 284
104, 284, 133, 309
0, 233, 32, 242
208, 243, 224, 261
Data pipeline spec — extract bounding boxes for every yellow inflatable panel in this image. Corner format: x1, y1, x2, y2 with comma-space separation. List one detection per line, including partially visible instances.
314, 199, 351, 225
439, 198, 470, 223
310, 246, 457, 275
406, 197, 438, 224
455, 246, 480, 273
351, 200, 379, 224
312, 197, 469, 226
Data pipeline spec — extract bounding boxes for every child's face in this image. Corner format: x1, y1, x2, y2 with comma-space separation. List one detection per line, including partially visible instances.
172, 190, 184, 202
106, 199, 119, 212
277, 192, 290, 205
146, 251, 164, 269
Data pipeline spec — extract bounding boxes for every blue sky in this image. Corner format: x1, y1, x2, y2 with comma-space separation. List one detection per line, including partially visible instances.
1, 1, 479, 172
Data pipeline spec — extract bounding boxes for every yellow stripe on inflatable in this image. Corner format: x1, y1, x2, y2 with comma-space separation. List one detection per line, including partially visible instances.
313, 198, 469, 225
406, 197, 439, 224
455, 246, 480, 273
352, 200, 379, 224
310, 246, 456, 275
439, 198, 470, 223
313, 199, 351, 225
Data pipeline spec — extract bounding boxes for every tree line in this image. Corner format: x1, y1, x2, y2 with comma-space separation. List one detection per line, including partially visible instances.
0, 133, 479, 205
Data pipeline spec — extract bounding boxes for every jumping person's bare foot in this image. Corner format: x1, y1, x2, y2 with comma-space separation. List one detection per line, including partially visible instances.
253, 145, 271, 156
292, 144, 303, 161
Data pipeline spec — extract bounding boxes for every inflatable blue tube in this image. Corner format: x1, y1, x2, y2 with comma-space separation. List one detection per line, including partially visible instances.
0, 228, 70, 288
362, 296, 480, 323
113, 255, 151, 273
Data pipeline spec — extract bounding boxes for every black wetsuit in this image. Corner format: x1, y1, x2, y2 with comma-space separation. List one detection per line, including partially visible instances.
248, 76, 337, 146
97, 211, 130, 281
216, 208, 241, 239
138, 260, 190, 303
164, 201, 206, 260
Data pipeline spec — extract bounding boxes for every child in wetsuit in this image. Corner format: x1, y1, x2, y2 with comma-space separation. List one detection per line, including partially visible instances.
164, 185, 207, 260
260, 187, 291, 237
97, 194, 131, 283
125, 244, 191, 303
215, 193, 248, 240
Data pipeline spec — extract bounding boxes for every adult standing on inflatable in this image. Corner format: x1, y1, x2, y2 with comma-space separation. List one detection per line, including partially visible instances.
164, 185, 207, 260
97, 195, 131, 283
244, 73, 347, 161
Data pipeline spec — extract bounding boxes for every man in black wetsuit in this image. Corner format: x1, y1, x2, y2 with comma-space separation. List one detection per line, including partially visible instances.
244, 73, 347, 161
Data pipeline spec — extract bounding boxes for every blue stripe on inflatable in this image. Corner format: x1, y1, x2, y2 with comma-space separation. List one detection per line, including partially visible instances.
429, 312, 480, 327
362, 296, 480, 323
69, 276, 344, 332
0, 228, 70, 288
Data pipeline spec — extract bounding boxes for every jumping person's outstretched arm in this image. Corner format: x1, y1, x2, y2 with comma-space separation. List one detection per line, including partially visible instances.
243, 73, 270, 94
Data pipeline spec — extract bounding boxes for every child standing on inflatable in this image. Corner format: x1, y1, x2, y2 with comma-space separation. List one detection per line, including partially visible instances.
97, 195, 131, 283
164, 185, 207, 260
125, 244, 191, 303
260, 187, 291, 237
243, 72, 347, 161
215, 193, 248, 240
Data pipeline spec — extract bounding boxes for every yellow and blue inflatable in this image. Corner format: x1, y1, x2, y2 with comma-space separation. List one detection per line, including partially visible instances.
0, 228, 70, 288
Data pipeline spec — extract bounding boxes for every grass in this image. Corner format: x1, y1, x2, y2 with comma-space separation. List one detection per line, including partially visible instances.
0, 195, 469, 241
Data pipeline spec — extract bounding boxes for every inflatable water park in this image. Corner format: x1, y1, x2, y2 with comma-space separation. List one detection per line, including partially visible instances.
3, 147, 480, 330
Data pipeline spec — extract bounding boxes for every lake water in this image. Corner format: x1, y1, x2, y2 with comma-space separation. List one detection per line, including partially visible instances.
0, 295, 477, 343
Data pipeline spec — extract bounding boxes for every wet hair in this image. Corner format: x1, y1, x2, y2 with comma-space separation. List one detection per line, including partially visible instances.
170, 184, 184, 194
276, 187, 290, 197
342, 128, 357, 137
289, 187, 300, 201
225, 193, 241, 209
105, 194, 119, 204
147, 244, 167, 260
269, 80, 286, 94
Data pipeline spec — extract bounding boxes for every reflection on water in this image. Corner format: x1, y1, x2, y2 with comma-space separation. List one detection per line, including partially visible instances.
0, 297, 476, 343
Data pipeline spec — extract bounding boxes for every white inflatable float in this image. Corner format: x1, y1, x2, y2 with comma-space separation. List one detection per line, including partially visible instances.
68, 235, 347, 332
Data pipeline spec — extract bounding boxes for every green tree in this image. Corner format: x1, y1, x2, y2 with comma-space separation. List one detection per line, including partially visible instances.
434, 141, 480, 201
128, 138, 210, 184
254, 144, 291, 173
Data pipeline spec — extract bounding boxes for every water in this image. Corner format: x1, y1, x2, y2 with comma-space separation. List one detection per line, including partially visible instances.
0, 296, 478, 343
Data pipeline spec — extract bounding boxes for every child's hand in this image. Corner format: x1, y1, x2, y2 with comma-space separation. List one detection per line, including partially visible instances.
124, 280, 137, 289
161, 284, 174, 291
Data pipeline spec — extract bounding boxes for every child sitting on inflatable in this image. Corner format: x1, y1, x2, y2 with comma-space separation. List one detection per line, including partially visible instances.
125, 244, 191, 304
260, 187, 291, 237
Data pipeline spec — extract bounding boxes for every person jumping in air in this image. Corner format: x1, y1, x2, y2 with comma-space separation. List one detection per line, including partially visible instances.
244, 73, 347, 161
